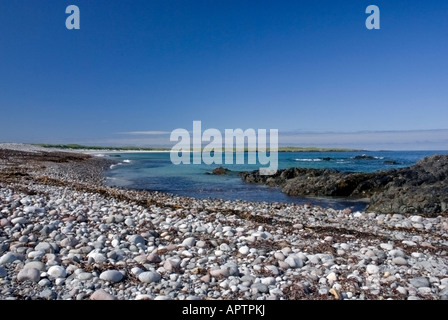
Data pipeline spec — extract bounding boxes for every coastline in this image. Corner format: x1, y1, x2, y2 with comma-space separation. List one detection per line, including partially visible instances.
0, 144, 447, 300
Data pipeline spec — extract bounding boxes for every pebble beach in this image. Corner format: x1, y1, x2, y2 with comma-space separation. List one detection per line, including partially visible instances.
0, 143, 447, 300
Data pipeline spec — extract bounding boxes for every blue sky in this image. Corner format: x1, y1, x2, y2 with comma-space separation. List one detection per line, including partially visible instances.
0, 0, 447, 150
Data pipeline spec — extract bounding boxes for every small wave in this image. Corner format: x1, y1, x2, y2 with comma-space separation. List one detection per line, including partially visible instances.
95, 154, 105, 157
294, 158, 323, 162
123, 159, 131, 163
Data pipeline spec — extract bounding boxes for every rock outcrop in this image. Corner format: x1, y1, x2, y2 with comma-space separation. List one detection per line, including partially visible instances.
211, 167, 230, 175
240, 154, 448, 216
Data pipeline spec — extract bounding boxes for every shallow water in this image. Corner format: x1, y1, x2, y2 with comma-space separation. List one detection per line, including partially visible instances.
103, 150, 448, 211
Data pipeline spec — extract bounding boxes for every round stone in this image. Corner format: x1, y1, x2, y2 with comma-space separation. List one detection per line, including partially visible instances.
210, 268, 230, 278
285, 255, 303, 268
182, 237, 196, 248
410, 277, 430, 288
0, 252, 18, 265
196, 240, 206, 248
47, 266, 67, 279
326, 272, 338, 282
11, 217, 28, 225
366, 264, 380, 274
99, 270, 124, 283
35, 242, 52, 253
238, 246, 250, 255
138, 271, 161, 283
392, 257, 408, 265
129, 234, 146, 246
261, 277, 276, 285
251, 283, 269, 294
90, 289, 118, 300
24, 261, 46, 271
88, 252, 107, 263
17, 268, 40, 282
38, 279, 51, 287
124, 218, 135, 226
163, 258, 181, 272
77, 272, 94, 280
219, 243, 231, 251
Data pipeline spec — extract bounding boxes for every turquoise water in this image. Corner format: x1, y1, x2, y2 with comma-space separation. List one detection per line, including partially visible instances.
103, 150, 448, 211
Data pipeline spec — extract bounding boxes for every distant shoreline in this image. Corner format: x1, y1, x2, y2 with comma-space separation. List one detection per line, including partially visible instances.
31, 143, 365, 154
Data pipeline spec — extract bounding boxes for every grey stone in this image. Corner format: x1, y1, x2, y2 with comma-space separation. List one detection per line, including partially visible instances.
182, 237, 196, 248
261, 277, 276, 285
439, 287, 448, 296
163, 258, 181, 272
34, 242, 52, 253
99, 270, 124, 283
39, 288, 57, 300
224, 262, 239, 276
219, 243, 232, 251
380, 243, 393, 250
24, 261, 46, 271
124, 218, 135, 226
285, 255, 303, 268
11, 217, 28, 225
389, 249, 406, 258
24, 206, 36, 214
129, 234, 146, 246
0, 266, 7, 278
88, 252, 107, 263
38, 279, 51, 287
366, 264, 379, 274
134, 255, 148, 264
392, 257, 408, 265
240, 275, 255, 283
17, 268, 40, 282
251, 283, 269, 294
60, 237, 78, 248
264, 265, 279, 275
0, 252, 18, 265
274, 252, 285, 260
138, 271, 161, 283
418, 287, 432, 295
47, 265, 67, 279
410, 277, 430, 288
196, 240, 206, 248
77, 272, 94, 280
210, 268, 230, 279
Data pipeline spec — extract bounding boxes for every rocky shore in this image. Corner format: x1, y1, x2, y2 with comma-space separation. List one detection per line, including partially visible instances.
0, 144, 447, 300
240, 155, 448, 216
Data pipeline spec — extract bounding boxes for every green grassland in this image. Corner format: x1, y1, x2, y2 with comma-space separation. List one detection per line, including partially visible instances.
36, 144, 361, 153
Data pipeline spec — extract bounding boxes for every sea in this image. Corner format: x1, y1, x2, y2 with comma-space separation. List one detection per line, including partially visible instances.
101, 150, 448, 211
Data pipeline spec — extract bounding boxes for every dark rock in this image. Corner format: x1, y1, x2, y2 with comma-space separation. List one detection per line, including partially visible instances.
211, 167, 230, 175
240, 154, 448, 216
384, 160, 398, 165
353, 154, 376, 160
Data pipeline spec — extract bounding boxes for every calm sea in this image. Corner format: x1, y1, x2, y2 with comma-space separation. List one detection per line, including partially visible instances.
102, 150, 448, 211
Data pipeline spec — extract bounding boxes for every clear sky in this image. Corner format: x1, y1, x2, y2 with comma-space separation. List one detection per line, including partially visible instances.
0, 0, 447, 150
